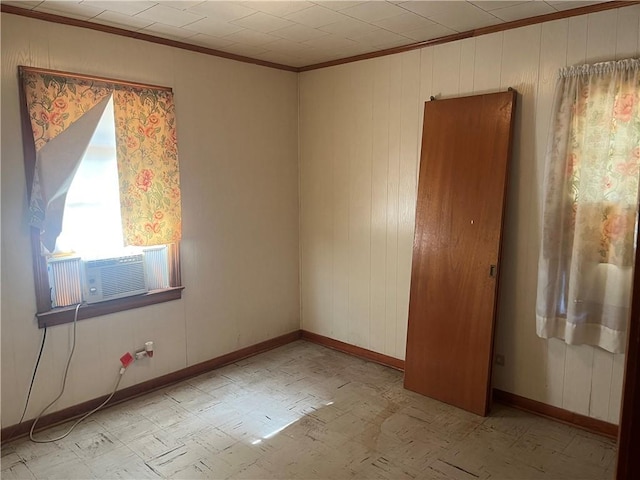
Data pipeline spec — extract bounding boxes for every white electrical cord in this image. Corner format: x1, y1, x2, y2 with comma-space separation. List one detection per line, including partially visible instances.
29, 303, 128, 443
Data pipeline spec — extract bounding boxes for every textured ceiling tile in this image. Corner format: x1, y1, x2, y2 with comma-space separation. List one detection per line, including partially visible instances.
271, 24, 330, 43
241, 1, 314, 17
284, 5, 346, 28
546, 0, 603, 11
141, 22, 199, 40
374, 37, 414, 49
222, 42, 271, 57
326, 43, 372, 58
32, 6, 95, 21
491, 1, 556, 21
35, 1, 105, 19
157, 1, 202, 10
135, 4, 204, 27
303, 33, 363, 52
80, 1, 157, 16
222, 28, 281, 46
91, 11, 154, 30
351, 29, 411, 48
319, 17, 381, 38
231, 11, 295, 33
398, 1, 469, 18
319, 1, 367, 11
373, 12, 439, 33
186, 1, 257, 21
266, 38, 313, 55
470, 1, 530, 12
427, 3, 503, 32
402, 22, 457, 41
339, 1, 407, 23
186, 33, 237, 50
183, 17, 245, 37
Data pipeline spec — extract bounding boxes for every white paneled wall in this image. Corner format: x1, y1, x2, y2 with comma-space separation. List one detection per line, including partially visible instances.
1, 14, 299, 427
299, 5, 640, 423
300, 50, 420, 359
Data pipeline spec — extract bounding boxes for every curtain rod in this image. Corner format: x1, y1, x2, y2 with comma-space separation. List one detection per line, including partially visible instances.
18, 66, 173, 92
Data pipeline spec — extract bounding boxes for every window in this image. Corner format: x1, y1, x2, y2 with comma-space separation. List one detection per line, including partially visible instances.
19, 67, 184, 327
536, 59, 639, 353
56, 97, 124, 258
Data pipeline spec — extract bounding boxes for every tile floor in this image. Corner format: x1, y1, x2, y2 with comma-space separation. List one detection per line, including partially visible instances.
2, 341, 617, 479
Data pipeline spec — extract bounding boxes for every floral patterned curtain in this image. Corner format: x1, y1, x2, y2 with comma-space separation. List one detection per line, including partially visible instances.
113, 87, 181, 246
20, 67, 182, 250
22, 70, 111, 238
23, 71, 111, 151
536, 59, 640, 353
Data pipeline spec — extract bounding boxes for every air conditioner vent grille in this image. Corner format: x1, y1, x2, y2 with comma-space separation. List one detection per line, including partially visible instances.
144, 246, 170, 290
100, 262, 146, 299
84, 254, 148, 303
47, 257, 83, 308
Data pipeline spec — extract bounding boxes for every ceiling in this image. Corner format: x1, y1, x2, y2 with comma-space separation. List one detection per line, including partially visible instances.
2, 1, 609, 68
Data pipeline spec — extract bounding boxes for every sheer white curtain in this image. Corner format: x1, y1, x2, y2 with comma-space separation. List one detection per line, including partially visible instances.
536, 59, 640, 354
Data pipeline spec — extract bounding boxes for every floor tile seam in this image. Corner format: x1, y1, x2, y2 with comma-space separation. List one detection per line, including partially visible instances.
162, 385, 212, 402
18, 441, 85, 470
191, 430, 237, 455
154, 391, 201, 410
24, 462, 41, 480
434, 420, 485, 457
69, 439, 129, 465
473, 422, 526, 448
131, 440, 188, 464
139, 400, 199, 422
84, 443, 149, 478
504, 445, 586, 473
558, 434, 617, 470
23, 451, 89, 477
6, 447, 47, 468
141, 459, 165, 478
0, 455, 31, 474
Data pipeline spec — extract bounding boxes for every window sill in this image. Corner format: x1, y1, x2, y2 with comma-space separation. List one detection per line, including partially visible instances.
36, 286, 185, 329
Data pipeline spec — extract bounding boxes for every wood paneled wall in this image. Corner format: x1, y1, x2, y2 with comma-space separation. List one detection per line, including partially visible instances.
299, 5, 640, 424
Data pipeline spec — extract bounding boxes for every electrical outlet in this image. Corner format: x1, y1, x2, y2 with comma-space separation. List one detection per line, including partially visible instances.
135, 350, 147, 360
495, 354, 505, 366
134, 341, 154, 360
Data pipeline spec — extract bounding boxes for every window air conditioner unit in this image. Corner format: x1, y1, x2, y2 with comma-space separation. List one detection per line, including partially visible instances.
83, 254, 148, 304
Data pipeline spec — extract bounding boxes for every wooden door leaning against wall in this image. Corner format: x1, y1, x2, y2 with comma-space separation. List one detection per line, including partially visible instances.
404, 90, 517, 417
